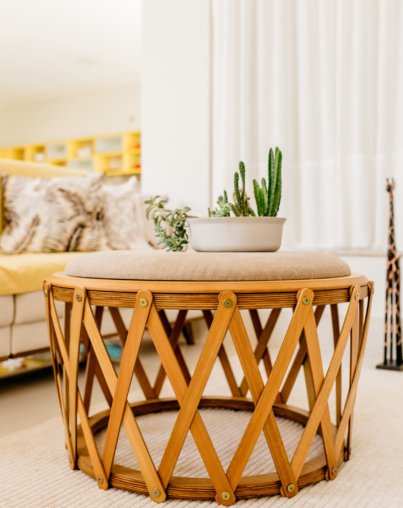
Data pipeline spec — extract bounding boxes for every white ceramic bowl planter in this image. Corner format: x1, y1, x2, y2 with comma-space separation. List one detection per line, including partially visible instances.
145, 148, 286, 253
188, 216, 286, 252
189, 147, 286, 252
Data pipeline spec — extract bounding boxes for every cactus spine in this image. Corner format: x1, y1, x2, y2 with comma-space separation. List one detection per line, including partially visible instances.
253, 147, 282, 217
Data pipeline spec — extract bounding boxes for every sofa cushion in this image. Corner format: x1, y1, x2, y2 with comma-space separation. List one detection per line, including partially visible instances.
0, 295, 14, 327
0, 159, 86, 178
0, 252, 83, 296
65, 250, 351, 281
14, 291, 64, 325
0, 326, 11, 359
11, 320, 54, 356
102, 177, 142, 249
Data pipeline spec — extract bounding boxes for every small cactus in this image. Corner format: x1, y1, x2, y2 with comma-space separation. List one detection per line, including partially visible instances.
253, 147, 282, 216
231, 162, 255, 217
208, 190, 232, 217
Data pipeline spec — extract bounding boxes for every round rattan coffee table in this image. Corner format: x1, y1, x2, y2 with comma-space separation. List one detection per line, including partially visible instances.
44, 251, 373, 505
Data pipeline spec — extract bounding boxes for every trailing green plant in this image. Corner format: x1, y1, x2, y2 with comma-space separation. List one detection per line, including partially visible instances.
145, 195, 192, 251
230, 161, 256, 217
253, 147, 282, 216
208, 190, 232, 217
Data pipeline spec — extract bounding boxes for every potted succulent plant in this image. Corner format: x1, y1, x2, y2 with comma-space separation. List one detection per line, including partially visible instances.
145, 147, 285, 252
145, 195, 193, 251
188, 147, 285, 252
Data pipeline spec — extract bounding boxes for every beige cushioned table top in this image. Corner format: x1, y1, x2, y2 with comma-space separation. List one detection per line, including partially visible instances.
65, 250, 351, 281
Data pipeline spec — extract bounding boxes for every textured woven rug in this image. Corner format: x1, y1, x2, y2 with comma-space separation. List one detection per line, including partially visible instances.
1, 367, 403, 507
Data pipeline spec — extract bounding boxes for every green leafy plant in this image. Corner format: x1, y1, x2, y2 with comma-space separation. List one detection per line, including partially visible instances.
253, 147, 282, 216
145, 196, 192, 251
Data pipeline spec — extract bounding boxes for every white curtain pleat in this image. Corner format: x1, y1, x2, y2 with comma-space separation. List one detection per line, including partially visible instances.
211, 0, 403, 250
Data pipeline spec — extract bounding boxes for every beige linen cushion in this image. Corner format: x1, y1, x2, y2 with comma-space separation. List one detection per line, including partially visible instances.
65, 250, 351, 281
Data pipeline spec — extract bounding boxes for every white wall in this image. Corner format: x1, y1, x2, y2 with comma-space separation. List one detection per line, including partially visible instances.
141, 0, 210, 215
342, 255, 385, 365
0, 114, 7, 146
340, 255, 385, 320
250, 254, 386, 367
0, 83, 140, 147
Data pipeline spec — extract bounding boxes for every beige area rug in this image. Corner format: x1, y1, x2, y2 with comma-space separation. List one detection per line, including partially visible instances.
1, 367, 403, 508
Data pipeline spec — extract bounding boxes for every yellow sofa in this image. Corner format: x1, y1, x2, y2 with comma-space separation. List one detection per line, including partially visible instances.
0, 160, 90, 360
0, 159, 199, 365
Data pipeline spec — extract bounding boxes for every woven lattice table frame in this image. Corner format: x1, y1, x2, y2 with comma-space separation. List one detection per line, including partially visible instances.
44, 273, 373, 505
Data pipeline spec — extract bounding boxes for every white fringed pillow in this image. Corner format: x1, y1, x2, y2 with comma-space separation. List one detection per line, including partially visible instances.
0, 174, 110, 253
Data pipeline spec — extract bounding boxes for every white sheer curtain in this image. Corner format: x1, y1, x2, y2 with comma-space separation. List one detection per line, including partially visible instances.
211, 0, 403, 249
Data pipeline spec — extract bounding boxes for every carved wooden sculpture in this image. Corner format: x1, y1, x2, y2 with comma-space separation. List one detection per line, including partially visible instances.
377, 178, 403, 370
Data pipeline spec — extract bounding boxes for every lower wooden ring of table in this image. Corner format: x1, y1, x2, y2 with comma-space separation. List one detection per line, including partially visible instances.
44, 272, 373, 506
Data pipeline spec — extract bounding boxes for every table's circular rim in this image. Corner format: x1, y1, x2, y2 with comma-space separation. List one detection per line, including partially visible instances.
77, 397, 341, 501
46, 272, 369, 294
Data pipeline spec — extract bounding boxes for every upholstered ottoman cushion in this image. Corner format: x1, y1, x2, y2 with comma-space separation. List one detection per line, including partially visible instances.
65, 250, 350, 281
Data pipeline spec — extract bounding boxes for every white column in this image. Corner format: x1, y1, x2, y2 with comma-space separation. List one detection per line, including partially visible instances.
141, 0, 211, 215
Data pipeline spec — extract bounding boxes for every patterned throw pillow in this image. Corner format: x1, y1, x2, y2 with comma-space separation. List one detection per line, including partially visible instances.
102, 176, 141, 250
0, 174, 110, 253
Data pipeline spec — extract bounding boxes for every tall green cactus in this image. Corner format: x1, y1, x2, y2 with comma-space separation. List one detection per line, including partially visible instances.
210, 148, 282, 218
253, 177, 269, 216
253, 147, 282, 216
231, 162, 255, 216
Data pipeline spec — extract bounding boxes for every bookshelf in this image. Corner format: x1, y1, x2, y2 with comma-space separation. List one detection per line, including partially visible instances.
0, 131, 141, 176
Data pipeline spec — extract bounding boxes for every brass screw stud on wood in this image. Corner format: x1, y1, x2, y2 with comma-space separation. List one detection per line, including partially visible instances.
326, 466, 337, 480
221, 491, 231, 501
287, 483, 295, 493
139, 297, 148, 308
355, 291, 360, 300
152, 488, 161, 497
224, 299, 233, 308
302, 296, 310, 305
76, 294, 82, 302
